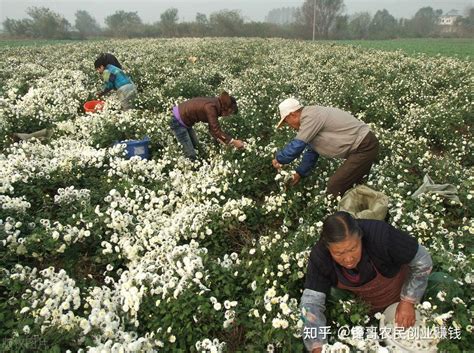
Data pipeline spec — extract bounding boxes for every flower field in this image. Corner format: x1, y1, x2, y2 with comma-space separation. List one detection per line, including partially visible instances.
0, 38, 472, 352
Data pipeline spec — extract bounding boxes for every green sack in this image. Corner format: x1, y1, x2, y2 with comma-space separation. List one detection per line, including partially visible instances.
338, 185, 389, 220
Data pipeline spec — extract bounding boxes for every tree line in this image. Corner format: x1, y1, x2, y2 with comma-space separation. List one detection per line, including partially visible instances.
2, 1, 473, 40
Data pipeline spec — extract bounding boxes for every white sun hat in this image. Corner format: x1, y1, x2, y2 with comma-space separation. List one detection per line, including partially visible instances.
276, 98, 303, 128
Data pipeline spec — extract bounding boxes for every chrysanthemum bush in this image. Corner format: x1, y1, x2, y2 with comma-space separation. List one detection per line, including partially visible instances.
0, 38, 472, 352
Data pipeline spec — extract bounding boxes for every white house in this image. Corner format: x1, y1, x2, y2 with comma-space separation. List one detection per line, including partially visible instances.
438, 10, 462, 32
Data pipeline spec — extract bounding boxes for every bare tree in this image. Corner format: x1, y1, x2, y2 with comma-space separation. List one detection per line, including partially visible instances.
299, 0, 344, 39
75, 10, 101, 37
105, 11, 143, 37
348, 12, 372, 39
209, 10, 244, 37
369, 9, 398, 39
406, 7, 442, 37
160, 8, 179, 36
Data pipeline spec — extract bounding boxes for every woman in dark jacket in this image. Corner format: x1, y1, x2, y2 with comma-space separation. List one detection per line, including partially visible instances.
301, 211, 432, 353
170, 91, 244, 160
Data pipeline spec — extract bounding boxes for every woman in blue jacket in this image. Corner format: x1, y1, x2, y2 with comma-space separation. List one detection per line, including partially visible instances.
94, 56, 136, 110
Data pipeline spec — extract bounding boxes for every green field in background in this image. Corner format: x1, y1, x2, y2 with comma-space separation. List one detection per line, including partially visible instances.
332, 38, 473, 60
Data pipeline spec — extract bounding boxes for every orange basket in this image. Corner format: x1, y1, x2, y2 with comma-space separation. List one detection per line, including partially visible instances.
84, 100, 105, 113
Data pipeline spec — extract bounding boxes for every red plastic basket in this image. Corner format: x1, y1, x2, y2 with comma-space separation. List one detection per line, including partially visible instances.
83, 100, 105, 113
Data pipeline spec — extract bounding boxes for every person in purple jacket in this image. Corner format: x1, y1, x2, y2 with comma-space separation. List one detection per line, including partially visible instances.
170, 91, 245, 160
272, 98, 379, 197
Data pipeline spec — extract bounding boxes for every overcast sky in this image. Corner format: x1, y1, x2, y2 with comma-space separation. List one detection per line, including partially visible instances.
0, 0, 472, 25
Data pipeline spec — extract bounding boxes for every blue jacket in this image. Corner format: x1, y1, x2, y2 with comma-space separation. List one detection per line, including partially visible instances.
276, 139, 319, 177
102, 64, 132, 91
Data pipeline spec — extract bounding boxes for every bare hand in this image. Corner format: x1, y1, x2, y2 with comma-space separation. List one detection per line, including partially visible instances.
289, 172, 301, 186
395, 300, 416, 328
232, 139, 245, 149
272, 158, 282, 170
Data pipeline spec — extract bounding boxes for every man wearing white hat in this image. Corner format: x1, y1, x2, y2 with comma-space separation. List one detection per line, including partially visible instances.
272, 98, 379, 197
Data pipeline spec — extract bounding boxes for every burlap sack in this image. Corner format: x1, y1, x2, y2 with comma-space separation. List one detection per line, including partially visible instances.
338, 185, 389, 220
14, 128, 53, 141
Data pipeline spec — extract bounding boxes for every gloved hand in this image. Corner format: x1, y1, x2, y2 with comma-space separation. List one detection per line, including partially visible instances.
231, 139, 245, 149
289, 172, 301, 186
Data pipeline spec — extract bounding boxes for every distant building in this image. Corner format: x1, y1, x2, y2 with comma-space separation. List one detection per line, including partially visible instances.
438, 10, 462, 33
